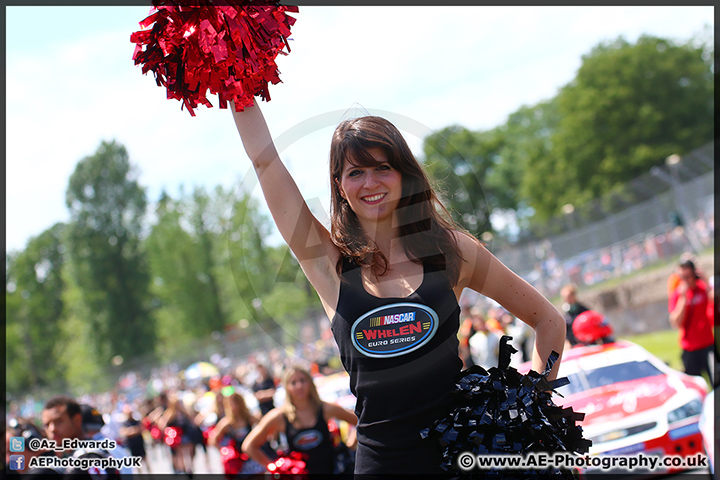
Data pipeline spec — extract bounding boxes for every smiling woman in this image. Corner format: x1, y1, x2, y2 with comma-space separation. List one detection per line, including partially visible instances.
230, 101, 567, 474
241, 365, 357, 475
328, 115, 465, 286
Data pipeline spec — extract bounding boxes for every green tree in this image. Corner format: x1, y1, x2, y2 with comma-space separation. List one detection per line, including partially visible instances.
6, 253, 25, 393
421, 34, 713, 229
145, 181, 318, 359
214, 184, 319, 335
422, 99, 560, 240
189, 187, 227, 330
5, 224, 67, 394
260, 243, 320, 338
58, 268, 112, 394
64, 140, 156, 364
487, 99, 561, 240
422, 126, 496, 237
533, 34, 714, 219
145, 187, 228, 351
215, 185, 278, 325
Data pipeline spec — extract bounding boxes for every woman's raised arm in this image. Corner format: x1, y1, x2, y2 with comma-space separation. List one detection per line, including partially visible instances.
231, 103, 340, 305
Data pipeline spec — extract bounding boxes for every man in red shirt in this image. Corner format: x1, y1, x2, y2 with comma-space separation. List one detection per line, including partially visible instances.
669, 259, 715, 385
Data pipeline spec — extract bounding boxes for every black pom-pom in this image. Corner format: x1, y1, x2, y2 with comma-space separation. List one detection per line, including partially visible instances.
422, 335, 591, 478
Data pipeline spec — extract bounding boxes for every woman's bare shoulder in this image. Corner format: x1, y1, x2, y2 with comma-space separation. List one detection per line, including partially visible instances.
451, 230, 486, 257
257, 407, 287, 431
450, 229, 479, 242
451, 230, 491, 291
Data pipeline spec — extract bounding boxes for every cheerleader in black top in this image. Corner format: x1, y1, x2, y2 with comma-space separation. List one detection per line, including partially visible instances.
231, 102, 566, 474
241, 365, 358, 474
157, 394, 195, 475
209, 392, 265, 475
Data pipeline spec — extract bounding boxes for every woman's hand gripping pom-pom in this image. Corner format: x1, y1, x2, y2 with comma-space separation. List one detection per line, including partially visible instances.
420, 335, 592, 478
130, 0, 298, 116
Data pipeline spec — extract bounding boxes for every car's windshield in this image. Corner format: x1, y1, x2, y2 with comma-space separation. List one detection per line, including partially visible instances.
559, 360, 664, 396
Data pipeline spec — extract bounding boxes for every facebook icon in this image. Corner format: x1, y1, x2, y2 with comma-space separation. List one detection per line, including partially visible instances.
9, 455, 25, 471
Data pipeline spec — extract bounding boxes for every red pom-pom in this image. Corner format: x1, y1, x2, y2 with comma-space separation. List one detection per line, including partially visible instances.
131, 0, 298, 116
219, 439, 247, 477
164, 426, 184, 448
150, 425, 162, 441
267, 452, 308, 476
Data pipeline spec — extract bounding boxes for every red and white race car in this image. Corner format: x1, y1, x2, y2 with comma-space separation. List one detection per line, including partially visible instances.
524, 340, 709, 474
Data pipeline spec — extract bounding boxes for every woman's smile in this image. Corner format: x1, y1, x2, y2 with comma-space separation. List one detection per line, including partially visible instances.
361, 193, 387, 204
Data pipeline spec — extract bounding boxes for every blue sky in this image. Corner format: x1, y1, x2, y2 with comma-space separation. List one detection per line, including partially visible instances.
5, 6, 714, 252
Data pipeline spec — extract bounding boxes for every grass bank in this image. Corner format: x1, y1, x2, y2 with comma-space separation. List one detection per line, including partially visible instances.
623, 328, 682, 371
622, 328, 716, 388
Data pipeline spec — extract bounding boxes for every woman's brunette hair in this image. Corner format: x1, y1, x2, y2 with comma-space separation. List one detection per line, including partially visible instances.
330, 116, 465, 286
223, 392, 252, 426
164, 393, 190, 424
281, 366, 322, 424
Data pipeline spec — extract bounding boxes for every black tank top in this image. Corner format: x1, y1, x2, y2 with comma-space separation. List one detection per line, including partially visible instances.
225, 424, 251, 445
331, 257, 462, 452
284, 407, 335, 474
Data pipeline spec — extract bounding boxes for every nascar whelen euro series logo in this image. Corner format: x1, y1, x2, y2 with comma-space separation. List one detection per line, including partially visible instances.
351, 303, 439, 358
293, 430, 323, 450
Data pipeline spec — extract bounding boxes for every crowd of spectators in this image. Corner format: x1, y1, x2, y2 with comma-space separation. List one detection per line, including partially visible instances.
5, 332, 353, 476
521, 214, 714, 298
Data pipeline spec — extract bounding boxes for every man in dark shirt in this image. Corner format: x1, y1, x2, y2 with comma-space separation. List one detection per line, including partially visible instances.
120, 404, 150, 474
252, 363, 276, 416
561, 283, 589, 347
251, 363, 279, 459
